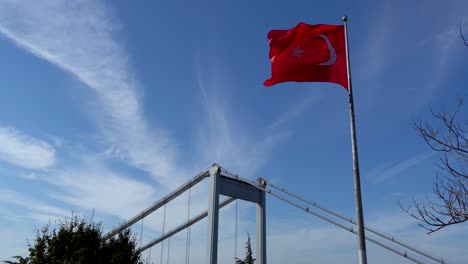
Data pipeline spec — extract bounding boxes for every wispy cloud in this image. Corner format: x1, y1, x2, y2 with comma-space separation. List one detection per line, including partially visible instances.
367, 152, 434, 183
0, 0, 292, 260
9, 148, 160, 221
0, 0, 180, 186
195, 62, 289, 177
267, 91, 321, 131
357, 2, 394, 80
0, 126, 55, 169
0, 189, 69, 221
0, 1, 290, 242
430, 16, 468, 87
0, 227, 31, 260
45, 166, 157, 220
0, 0, 291, 185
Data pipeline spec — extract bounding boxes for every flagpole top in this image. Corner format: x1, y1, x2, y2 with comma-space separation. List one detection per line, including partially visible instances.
342, 16, 348, 22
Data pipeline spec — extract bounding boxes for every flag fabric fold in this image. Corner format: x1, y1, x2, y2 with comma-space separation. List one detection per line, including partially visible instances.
264, 22, 348, 89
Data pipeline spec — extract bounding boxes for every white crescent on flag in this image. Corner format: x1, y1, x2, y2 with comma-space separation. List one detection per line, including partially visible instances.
315, 34, 337, 66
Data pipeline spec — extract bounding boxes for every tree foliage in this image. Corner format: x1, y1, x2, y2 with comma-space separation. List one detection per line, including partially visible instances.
235, 234, 256, 264
402, 98, 467, 233
3, 215, 141, 264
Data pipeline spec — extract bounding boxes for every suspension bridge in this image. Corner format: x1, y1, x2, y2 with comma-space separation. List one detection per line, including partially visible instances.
102, 164, 447, 264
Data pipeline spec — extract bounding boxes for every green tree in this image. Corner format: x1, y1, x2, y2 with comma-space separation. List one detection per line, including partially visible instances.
235, 234, 256, 264
3, 215, 142, 264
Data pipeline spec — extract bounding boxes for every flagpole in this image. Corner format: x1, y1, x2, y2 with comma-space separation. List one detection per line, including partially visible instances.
342, 16, 368, 264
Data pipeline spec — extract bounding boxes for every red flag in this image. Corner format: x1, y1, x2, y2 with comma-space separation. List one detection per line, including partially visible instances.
264, 22, 348, 90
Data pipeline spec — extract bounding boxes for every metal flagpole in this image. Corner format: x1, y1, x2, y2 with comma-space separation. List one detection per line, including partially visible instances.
342, 15, 368, 264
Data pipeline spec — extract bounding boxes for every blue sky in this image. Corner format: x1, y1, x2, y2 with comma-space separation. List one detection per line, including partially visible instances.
0, 0, 467, 263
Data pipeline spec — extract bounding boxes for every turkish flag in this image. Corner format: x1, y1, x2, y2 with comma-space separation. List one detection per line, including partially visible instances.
264, 22, 348, 90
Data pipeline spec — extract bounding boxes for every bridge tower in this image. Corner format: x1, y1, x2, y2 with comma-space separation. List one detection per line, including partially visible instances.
206, 164, 267, 264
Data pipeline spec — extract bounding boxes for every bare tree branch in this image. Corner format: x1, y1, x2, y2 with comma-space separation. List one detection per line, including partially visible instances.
404, 98, 468, 233
461, 19, 468, 46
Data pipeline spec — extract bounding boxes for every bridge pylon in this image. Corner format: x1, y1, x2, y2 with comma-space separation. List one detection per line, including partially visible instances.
206, 164, 267, 264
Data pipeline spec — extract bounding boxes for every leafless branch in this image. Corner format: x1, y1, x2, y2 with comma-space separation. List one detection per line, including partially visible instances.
406, 98, 468, 233
461, 19, 468, 46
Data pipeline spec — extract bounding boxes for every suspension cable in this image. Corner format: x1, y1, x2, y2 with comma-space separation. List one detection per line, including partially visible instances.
166, 238, 171, 264
148, 245, 152, 264
234, 199, 238, 263
126, 166, 446, 264
160, 204, 167, 264
229, 174, 433, 264
268, 188, 428, 263
265, 180, 445, 264
137, 197, 236, 253
102, 170, 209, 241
185, 188, 192, 264
219, 167, 446, 264
139, 217, 144, 248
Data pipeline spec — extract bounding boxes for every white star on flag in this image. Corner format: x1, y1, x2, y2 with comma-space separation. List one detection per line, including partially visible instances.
290, 45, 304, 59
